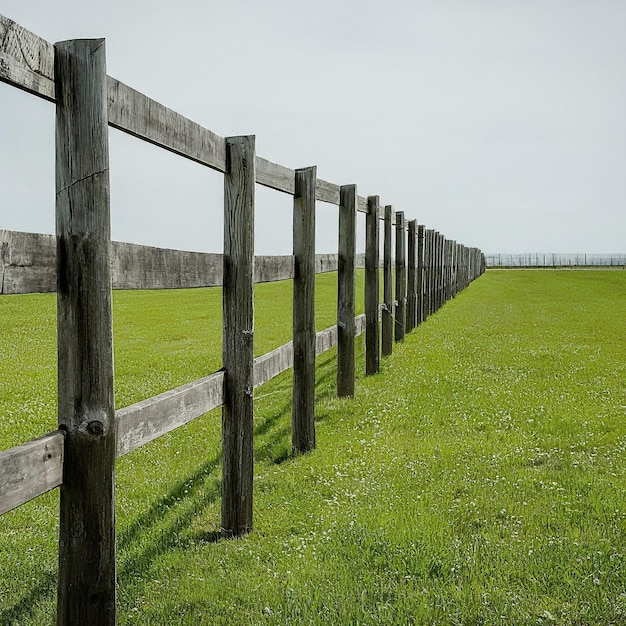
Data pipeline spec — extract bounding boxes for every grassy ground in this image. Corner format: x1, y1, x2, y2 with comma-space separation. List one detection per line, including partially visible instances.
1, 270, 625, 624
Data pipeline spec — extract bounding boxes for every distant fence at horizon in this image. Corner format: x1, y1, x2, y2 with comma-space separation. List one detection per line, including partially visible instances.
485, 253, 626, 268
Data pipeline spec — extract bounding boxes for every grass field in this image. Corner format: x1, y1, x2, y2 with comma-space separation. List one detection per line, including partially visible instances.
1, 270, 625, 624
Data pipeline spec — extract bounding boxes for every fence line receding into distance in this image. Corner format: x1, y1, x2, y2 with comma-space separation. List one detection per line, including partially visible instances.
485, 253, 626, 268
0, 15, 485, 625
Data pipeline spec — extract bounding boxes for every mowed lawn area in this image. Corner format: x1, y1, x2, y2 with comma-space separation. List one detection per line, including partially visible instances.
1, 270, 625, 624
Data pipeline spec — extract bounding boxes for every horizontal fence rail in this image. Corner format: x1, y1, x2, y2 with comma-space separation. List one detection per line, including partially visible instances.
485, 253, 626, 268
0, 229, 368, 294
0, 14, 485, 625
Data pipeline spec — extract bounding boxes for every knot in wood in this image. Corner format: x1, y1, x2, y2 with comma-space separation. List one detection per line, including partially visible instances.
86, 420, 104, 436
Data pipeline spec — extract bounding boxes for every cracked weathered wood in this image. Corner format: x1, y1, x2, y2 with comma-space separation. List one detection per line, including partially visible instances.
337, 184, 356, 398
365, 196, 380, 375
55, 37, 116, 626
0, 16, 55, 100
382, 205, 393, 357
222, 135, 255, 538
0, 431, 64, 515
292, 166, 317, 453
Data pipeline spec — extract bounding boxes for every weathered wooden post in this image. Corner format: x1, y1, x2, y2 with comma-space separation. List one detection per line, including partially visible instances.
365, 195, 380, 375
394, 211, 406, 342
337, 184, 357, 397
222, 135, 255, 537
55, 38, 116, 626
436, 232, 443, 312
407, 219, 417, 333
417, 224, 425, 325
381, 205, 393, 357
292, 166, 317, 453
429, 230, 436, 316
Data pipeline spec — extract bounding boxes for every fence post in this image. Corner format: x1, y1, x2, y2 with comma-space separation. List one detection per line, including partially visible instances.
222, 135, 255, 537
417, 224, 425, 325
427, 230, 436, 315
436, 233, 443, 311
395, 211, 406, 342
423, 229, 431, 318
337, 184, 357, 397
292, 166, 317, 453
55, 38, 116, 626
381, 205, 393, 357
407, 219, 417, 333
365, 195, 380, 375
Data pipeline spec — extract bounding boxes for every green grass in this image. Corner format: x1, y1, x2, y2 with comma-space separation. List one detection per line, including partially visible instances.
1, 270, 625, 624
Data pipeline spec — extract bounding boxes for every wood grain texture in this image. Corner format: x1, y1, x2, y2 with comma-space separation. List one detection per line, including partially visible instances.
394, 211, 406, 343
0, 229, 55, 294
292, 166, 317, 453
315, 178, 340, 205
112, 242, 223, 289
337, 184, 357, 398
256, 157, 295, 194
365, 196, 380, 375
254, 255, 294, 283
107, 77, 226, 172
222, 135, 255, 537
382, 205, 393, 357
55, 37, 116, 626
0, 16, 55, 100
116, 371, 224, 457
0, 431, 64, 515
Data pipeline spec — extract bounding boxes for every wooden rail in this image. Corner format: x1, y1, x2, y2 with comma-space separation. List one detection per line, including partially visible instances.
2, 316, 368, 510
0, 229, 371, 294
0, 13, 485, 624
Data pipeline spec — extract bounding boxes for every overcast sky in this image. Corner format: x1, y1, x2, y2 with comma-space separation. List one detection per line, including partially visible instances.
1, 1, 625, 255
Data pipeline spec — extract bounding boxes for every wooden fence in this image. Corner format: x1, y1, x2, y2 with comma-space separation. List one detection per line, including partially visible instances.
485, 252, 626, 268
0, 15, 485, 625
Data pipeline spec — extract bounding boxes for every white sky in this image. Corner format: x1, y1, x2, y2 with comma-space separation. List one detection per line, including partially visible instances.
1, 0, 625, 255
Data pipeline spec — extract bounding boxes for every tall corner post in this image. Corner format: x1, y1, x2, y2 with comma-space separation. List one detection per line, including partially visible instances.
381, 205, 393, 357
337, 184, 357, 397
365, 196, 380, 375
292, 166, 317, 453
394, 211, 406, 342
222, 135, 256, 537
55, 38, 116, 626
